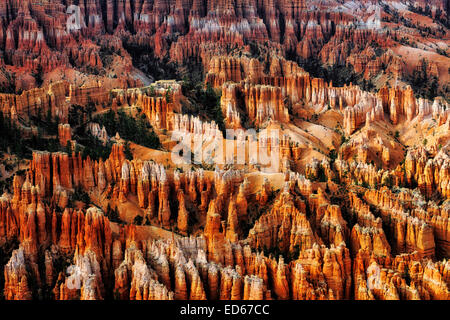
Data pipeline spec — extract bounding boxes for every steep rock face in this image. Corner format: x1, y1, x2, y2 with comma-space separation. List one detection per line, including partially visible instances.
86, 123, 109, 144
110, 81, 181, 130
378, 87, 449, 127
0, 0, 448, 97
247, 183, 319, 254
0, 81, 69, 122
1, 2, 448, 141
176, 190, 189, 235
0, 0, 449, 303
317, 81, 448, 136
403, 147, 450, 200
347, 192, 391, 257
334, 143, 450, 203
335, 148, 448, 256
0, 180, 113, 299
114, 241, 174, 300
353, 251, 450, 300
58, 124, 72, 147
0, 79, 179, 132
206, 57, 244, 88
14, 148, 247, 241
292, 243, 352, 300
363, 187, 439, 259
350, 224, 391, 258
113, 236, 277, 300
69, 82, 109, 107
207, 52, 448, 136
221, 81, 290, 127
1, 150, 449, 300
208, 53, 444, 137
315, 204, 349, 248
56, 249, 105, 300
3, 247, 33, 300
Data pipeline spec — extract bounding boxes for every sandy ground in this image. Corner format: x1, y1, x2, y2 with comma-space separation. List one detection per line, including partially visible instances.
397, 115, 450, 150
130, 68, 154, 86
110, 221, 179, 242
393, 45, 450, 85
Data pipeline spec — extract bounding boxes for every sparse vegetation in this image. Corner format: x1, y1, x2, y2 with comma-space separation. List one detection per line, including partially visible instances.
124, 141, 133, 160
133, 215, 143, 225
409, 59, 440, 100
181, 81, 225, 133
294, 57, 362, 88
106, 204, 122, 224
78, 135, 113, 161
93, 109, 161, 150
382, 175, 393, 188
0, 111, 64, 159
70, 188, 91, 205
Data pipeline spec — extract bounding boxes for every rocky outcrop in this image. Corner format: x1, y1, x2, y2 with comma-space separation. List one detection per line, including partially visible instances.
0, 0, 447, 98
58, 124, 72, 147
0, 0, 449, 302
247, 183, 319, 254
363, 187, 440, 259
353, 251, 450, 300
1, 153, 449, 300
0, 81, 69, 122
3, 247, 33, 300
221, 81, 290, 127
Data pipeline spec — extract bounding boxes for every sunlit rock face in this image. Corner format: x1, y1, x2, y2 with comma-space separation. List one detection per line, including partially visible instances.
0, 0, 449, 301
0, 0, 448, 94
2, 144, 449, 300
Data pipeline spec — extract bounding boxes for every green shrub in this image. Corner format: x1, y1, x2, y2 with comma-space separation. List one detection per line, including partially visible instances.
93, 109, 161, 150
181, 82, 225, 133
133, 215, 143, 225
79, 135, 112, 161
